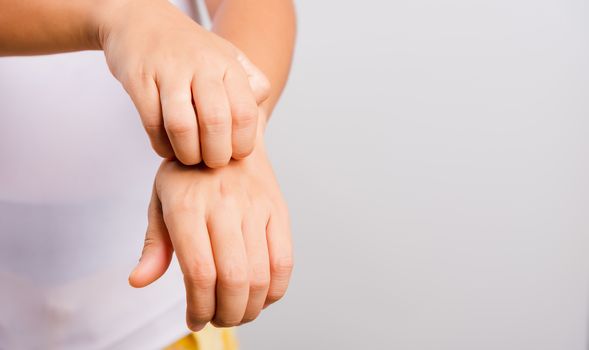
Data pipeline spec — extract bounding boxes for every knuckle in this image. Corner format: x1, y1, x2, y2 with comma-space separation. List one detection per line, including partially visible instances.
143, 119, 163, 133
138, 108, 163, 133
270, 256, 294, 277
184, 263, 217, 289
231, 103, 258, 128
120, 71, 139, 90
142, 113, 164, 131
200, 113, 230, 134
142, 236, 159, 252
249, 263, 270, 292
250, 277, 270, 293
165, 118, 195, 135
266, 290, 285, 304
217, 262, 248, 291
121, 67, 150, 91
187, 305, 214, 326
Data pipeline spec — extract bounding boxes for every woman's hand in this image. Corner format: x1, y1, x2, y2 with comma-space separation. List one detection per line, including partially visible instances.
128, 131, 293, 330
98, 0, 270, 167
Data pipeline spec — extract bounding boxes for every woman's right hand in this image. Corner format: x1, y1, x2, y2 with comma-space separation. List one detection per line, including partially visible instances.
97, 0, 270, 167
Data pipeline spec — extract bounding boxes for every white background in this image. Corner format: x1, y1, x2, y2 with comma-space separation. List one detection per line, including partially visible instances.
240, 0, 589, 349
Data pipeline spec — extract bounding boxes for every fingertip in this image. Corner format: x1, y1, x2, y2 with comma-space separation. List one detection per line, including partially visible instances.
203, 157, 230, 169
128, 264, 147, 288
128, 247, 171, 288
187, 321, 207, 333
128, 262, 156, 288
152, 142, 175, 160
232, 145, 254, 160
176, 153, 202, 166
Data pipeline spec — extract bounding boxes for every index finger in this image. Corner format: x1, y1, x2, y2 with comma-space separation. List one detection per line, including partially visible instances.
162, 202, 216, 331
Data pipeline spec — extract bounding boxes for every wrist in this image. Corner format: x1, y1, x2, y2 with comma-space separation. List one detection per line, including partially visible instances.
92, 0, 147, 50
91, 0, 128, 50
57, 0, 114, 51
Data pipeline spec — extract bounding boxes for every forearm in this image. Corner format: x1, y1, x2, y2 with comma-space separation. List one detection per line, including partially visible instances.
206, 0, 296, 116
0, 0, 109, 55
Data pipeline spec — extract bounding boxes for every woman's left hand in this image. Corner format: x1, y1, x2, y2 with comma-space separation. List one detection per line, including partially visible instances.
128, 128, 293, 330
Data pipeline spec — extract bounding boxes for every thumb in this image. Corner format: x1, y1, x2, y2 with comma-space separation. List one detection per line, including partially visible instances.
129, 186, 174, 288
236, 50, 271, 104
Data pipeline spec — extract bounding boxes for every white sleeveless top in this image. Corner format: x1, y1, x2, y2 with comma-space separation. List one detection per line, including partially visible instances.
0, 1, 203, 349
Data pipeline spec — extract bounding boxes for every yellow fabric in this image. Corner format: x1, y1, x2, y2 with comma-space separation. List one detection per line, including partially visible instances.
164, 324, 238, 350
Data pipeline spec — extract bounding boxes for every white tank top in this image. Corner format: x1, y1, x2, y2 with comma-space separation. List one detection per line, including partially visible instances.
0, 1, 202, 348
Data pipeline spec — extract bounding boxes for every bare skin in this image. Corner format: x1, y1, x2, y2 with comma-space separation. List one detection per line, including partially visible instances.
1, 0, 296, 331
100, 0, 272, 166
0, 0, 297, 167
125, 0, 297, 330
129, 120, 293, 330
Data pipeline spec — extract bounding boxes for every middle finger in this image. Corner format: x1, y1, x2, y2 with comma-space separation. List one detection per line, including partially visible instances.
208, 202, 249, 327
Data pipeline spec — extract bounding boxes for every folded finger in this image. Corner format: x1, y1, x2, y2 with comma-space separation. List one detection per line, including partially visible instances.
126, 78, 174, 158
193, 73, 232, 168
159, 76, 201, 165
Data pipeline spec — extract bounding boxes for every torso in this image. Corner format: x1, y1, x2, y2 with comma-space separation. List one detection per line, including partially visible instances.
0, 1, 199, 348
